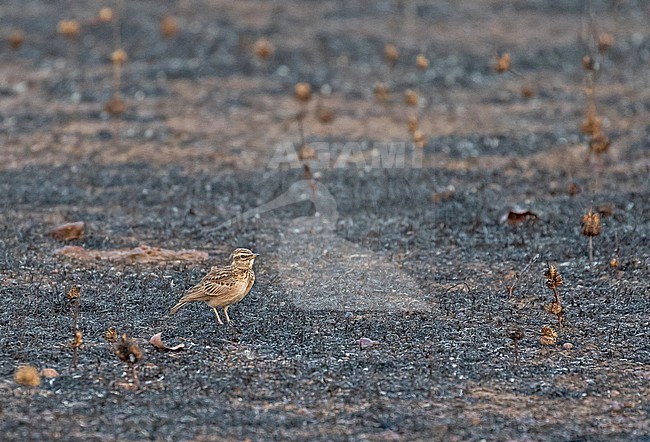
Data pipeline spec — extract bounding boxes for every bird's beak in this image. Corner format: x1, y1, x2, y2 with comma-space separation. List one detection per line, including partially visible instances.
253, 253, 259, 257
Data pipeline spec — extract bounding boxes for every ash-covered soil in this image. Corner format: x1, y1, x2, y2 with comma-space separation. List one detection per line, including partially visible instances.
1, 1, 649, 441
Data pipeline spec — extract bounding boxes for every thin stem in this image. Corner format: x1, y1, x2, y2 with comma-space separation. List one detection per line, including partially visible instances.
552, 287, 559, 304
132, 364, 139, 386
507, 253, 540, 296
297, 111, 305, 147
72, 297, 79, 370
73, 297, 79, 331
589, 236, 593, 266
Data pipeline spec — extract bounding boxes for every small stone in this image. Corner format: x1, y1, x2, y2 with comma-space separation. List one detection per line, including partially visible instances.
562, 342, 574, 350
359, 337, 379, 349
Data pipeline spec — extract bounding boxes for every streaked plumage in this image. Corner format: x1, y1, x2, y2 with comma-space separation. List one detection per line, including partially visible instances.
171, 248, 257, 325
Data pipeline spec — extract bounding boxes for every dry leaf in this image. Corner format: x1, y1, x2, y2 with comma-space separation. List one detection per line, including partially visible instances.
596, 203, 614, 217
500, 209, 538, 225
41, 368, 59, 378
431, 186, 455, 203
49, 221, 84, 241
149, 332, 185, 351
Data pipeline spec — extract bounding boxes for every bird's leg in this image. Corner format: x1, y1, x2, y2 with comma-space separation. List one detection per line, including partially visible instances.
223, 306, 231, 323
212, 307, 223, 325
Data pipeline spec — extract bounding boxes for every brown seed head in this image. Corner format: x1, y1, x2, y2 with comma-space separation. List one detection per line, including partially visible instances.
106, 327, 118, 343
407, 116, 419, 133
317, 106, 335, 124
384, 43, 399, 65
544, 264, 563, 290
581, 110, 602, 137
404, 89, 418, 107
72, 330, 83, 348
609, 257, 620, 268
416, 54, 429, 70
160, 15, 179, 38
412, 129, 425, 144
253, 38, 274, 60
589, 131, 610, 154
495, 53, 511, 73
567, 182, 581, 196
57, 19, 80, 39
111, 49, 128, 66
521, 85, 535, 99
598, 33, 615, 53
582, 55, 595, 71
67, 286, 80, 300
374, 82, 389, 101
9, 30, 25, 50
507, 326, 524, 341
298, 144, 316, 161
581, 209, 602, 237
540, 325, 558, 345
544, 301, 563, 316
105, 95, 126, 117
14, 365, 41, 388
294, 82, 311, 103
99, 7, 114, 22
115, 334, 143, 365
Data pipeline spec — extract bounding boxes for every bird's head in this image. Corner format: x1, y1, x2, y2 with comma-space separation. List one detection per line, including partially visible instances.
230, 248, 258, 269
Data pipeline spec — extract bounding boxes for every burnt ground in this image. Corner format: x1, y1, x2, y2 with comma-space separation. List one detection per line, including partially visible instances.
1, 1, 649, 440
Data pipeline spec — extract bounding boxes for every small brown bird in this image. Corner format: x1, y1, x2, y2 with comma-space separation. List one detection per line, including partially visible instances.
171, 248, 258, 325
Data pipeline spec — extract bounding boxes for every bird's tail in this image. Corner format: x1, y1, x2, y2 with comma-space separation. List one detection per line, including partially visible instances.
170, 301, 186, 314
170, 285, 205, 314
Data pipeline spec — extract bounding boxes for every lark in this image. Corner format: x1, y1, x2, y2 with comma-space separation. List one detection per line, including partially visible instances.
171, 248, 258, 325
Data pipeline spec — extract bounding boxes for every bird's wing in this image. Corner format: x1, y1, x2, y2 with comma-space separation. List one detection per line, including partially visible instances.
177, 266, 236, 303
201, 267, 240, 297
